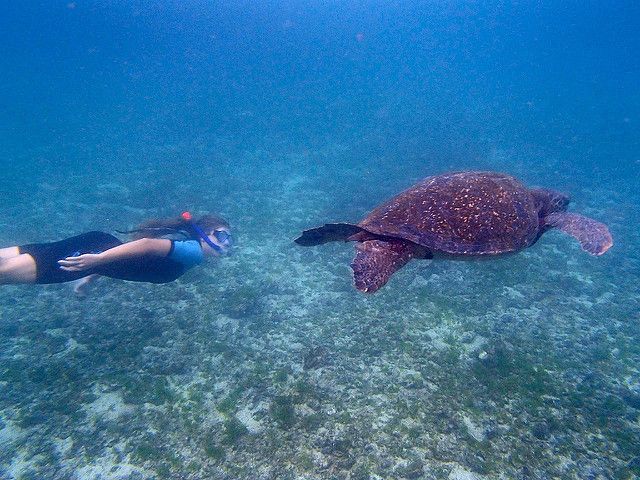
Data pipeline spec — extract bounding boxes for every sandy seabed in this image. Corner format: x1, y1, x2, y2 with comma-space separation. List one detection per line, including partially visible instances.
0, 143, 637, 480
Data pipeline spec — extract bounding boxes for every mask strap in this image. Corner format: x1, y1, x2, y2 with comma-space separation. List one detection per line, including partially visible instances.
181, 212, 224, 253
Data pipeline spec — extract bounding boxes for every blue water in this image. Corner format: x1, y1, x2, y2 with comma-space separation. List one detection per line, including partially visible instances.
1, 2, 639, 479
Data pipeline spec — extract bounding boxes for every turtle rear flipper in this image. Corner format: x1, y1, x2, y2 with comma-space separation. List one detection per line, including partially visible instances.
545, 212, 613, 256
295, 223, 363, 246
351, 240, 430, 293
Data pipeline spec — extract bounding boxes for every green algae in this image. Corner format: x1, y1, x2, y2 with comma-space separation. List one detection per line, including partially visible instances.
222, 416, 248, 445
120, 375, 174, 406
471, 349, 555, 402
273, 367, 290, 383
203, 438, 226, 462
300, 413, 323, 432
217, 388, 243, 414
270, 395, 296, 429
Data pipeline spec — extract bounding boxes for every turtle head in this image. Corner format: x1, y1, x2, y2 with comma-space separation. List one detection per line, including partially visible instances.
531, 188, 570, 217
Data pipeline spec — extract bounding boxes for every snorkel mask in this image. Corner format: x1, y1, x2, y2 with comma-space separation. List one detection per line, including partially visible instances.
181, 211, 231, 254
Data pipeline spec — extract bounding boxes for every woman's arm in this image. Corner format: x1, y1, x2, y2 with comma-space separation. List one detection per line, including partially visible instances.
58, 238, 172, 272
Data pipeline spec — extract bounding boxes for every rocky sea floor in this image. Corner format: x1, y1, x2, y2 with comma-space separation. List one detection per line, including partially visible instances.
0, 143, 638, 479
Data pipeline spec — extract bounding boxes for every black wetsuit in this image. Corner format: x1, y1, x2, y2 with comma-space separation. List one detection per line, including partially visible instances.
19, 231, 193, 284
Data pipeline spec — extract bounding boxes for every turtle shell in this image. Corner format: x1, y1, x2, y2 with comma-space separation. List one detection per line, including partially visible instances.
358, 171, 540, 255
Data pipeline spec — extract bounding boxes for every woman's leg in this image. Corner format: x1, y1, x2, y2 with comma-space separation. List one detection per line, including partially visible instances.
3, 233, 122, 285
0, 254, 37, 284
0, 246, 21, 259
71, 274, 100, 296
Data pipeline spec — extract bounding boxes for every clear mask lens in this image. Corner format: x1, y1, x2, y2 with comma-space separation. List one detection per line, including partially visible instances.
213, 229, 232, 246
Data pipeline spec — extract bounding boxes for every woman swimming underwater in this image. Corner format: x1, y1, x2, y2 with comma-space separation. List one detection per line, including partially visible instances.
0, 212, 232, 288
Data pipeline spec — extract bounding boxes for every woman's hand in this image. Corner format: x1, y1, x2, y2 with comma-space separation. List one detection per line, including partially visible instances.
58, 253, 104, 272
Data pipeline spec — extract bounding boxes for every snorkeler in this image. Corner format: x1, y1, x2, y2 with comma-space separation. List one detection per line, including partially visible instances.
0, 212, 232, 290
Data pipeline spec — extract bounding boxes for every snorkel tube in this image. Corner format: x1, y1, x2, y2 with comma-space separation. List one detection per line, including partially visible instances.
181, 211, 224, 254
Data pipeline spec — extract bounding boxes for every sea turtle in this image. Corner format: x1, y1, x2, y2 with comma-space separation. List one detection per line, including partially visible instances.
295, 171, 613, 293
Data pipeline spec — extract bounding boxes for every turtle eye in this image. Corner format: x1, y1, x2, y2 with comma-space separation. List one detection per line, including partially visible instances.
213, 229, 231, 245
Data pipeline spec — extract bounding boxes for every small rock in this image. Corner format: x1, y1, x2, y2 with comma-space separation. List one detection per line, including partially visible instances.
627, 456, 640, 471
303, 346, 330, 370
320, 438, 351, 456
449, 465, 484, 480
462, 415, 486, 442
532, 422, 550, 440
620, 389, 640, 410
397, 459, 424, 479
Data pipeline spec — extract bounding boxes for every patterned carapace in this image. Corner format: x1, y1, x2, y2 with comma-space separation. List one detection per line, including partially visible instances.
359, 171, 540, 255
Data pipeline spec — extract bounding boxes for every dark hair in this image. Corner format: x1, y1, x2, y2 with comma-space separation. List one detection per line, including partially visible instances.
125, 214, 230, 240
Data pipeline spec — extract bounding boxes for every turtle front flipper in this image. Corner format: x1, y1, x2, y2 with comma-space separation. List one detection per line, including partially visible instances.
544, 212, 613, 255
351, 239, 430, 293
295, 223, 364, 246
